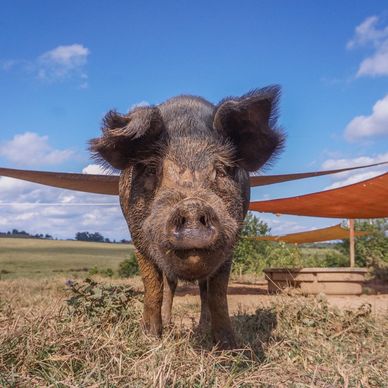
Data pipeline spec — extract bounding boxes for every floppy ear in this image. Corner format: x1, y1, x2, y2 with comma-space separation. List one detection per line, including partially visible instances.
90, 106, 164, 170
213, 85, 284, 171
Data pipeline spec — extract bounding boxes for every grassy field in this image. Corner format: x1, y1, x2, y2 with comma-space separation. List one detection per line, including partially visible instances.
0, 237, 340, 280
0, 238, 133, 279
0, 276, 386, 386
0, 238, 387, 385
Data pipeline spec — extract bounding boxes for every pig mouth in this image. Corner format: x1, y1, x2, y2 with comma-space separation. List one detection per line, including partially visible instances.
163, 246, 227, 280
173, 247, 213, 260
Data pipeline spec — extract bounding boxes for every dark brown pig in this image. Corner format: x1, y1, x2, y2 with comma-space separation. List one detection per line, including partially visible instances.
90, 86, 284, 348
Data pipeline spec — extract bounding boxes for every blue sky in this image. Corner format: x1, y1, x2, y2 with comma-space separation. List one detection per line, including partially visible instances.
0, 1, 387, 239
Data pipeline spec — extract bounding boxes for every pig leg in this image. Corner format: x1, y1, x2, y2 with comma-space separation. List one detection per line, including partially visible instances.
161, 274, 177, 326
208, 260, 237, 349
136, 252, 163, 337
198, 279, 211, 329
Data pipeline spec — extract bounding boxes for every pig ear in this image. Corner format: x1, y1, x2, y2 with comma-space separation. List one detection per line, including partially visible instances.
89, 106, 164, 170
213, 85, 285, 171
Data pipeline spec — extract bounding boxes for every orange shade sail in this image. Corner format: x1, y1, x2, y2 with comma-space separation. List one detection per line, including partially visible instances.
247, 224, 369, 244
1, 161, 387, 196
249, 172, 388, 218
0, 167, 119, 195
249, 160, 388, 187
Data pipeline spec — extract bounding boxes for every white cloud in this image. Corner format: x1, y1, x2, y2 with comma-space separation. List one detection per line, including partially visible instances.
357, 41, 388, 77
347, 16, 388, 49
322, 152, 388, 170
347, 16, 388, 77
344, 95, 388, 141
256, 213, 336, 236
322, 153, 388, 189
324, 171, 382, 190
1, 44, 90, 85
0, 174, 128, 240
40, 44, 89, 67
0, 132, 74, 167
82, 164, 117, 175
37, 44, 90, 83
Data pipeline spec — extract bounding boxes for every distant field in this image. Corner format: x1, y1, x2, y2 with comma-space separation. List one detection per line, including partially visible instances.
0, 237, 339, 280
0, 238, 133, 279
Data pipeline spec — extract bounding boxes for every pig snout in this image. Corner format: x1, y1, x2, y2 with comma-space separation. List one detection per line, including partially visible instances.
166, 198, 220, 250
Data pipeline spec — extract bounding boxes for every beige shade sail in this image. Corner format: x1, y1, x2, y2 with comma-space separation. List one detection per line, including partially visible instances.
247, 224, 369, 244
0, 167, 119, 195
249, 172, 388, 218
249, 160, 388, 187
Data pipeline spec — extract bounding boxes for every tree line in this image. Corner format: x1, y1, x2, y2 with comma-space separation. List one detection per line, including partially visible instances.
0, 229, 53, 239
74, 231, 130, 244
0, 229, 131, 244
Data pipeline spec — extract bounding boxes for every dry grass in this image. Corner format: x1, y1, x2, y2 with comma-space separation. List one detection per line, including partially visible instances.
0, 277, 387, 387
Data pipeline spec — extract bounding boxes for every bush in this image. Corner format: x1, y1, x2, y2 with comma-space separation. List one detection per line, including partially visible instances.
232, 213, 306, 275
265, 242, 303, 268
232, 213, 357, 274
232, 212, 272, 275
88, 266, 114, 277
338, 219, 388, 268
321, 250, 349, 267
118, 252, 139, 278
65, 278, 142, 323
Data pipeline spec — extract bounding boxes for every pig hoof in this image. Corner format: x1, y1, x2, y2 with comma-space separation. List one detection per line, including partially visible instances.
142, 320, 162, 338
213, 333, 237, 350
162, 314, 172, 327
197, 320, 210, 333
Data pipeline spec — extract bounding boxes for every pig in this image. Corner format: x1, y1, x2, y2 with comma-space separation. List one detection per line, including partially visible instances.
90, 86, 284, 349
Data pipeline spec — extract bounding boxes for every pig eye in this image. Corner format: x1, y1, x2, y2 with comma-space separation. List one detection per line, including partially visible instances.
145, 165, 157, 176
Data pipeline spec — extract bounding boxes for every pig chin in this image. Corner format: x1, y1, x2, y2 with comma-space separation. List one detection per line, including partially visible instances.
162, 247, 230, 280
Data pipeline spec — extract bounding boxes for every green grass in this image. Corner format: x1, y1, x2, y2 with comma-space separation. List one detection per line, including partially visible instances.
0, 238, 133, 279
300, 247, 335, 257
0, 238, 341, 280
300, 247, 337, 261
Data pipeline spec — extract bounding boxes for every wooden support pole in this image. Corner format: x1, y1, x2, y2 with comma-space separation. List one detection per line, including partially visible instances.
349, 219, 355, 267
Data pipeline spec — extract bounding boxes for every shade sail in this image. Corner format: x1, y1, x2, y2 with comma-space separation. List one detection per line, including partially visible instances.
0, 167, 119, 195
249, 172, 388, 218
1, 161, 386, 196
247, 224, 369, 244
249, 160, 388, 187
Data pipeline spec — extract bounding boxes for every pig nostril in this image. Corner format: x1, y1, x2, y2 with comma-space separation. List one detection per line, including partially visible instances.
199, 215, 207, 227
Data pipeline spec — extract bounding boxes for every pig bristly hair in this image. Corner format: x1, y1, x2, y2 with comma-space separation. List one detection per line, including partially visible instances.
213, 85, 285, 172
89, 87, 284, 280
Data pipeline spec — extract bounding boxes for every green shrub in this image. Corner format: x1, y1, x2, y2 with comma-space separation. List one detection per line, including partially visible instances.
233, 212, 271, 275
322, 250, 349, 267
232, 213, 359, 274
232, 213, 306, 274
88, 266, 114, 277
100, 268, 114, 277
88, 266, 99, 276
265, 242, 303, 268
338, 219, 388, 268
118, 252, 139, 278
65, 278, 142, 323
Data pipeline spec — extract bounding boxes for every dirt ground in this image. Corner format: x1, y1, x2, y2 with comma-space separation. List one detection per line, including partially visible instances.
172, 280, 388, 316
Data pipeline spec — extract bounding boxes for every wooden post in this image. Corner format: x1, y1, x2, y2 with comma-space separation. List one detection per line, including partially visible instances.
349, 219, 355, 267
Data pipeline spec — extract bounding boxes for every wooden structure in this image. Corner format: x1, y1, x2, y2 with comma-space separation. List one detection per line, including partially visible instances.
264, 267, 368, 295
